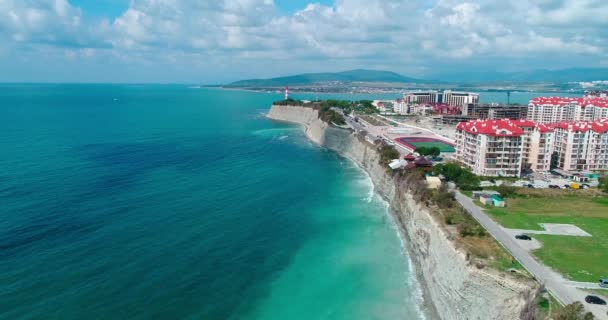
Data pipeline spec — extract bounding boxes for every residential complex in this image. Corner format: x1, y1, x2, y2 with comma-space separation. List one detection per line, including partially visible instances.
454, 118, 608, 176
527, 97, 608, 123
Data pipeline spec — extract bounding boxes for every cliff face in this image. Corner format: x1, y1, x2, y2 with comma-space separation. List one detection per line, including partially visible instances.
268, 105, 535, 320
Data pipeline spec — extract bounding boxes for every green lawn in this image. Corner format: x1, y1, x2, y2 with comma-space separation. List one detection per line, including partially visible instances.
483, 191, 608, 282
410, 141, 455, 153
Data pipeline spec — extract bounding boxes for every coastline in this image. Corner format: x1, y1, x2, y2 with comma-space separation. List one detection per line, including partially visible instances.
266, 110, 439, 320
266, 104, 536, 320
344, 155, 438, 320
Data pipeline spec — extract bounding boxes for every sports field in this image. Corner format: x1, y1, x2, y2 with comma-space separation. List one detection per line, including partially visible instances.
395, 137, 455, 152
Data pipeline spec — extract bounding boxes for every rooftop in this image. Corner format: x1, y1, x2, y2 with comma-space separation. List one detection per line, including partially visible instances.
457, 118, 608, 135
529, 97, 608, 108
456, 119, 525, 137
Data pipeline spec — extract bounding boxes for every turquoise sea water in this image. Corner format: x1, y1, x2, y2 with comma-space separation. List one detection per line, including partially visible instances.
0, 85, 425, 320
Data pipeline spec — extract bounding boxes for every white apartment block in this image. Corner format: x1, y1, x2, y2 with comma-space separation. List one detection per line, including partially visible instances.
455, 118, 608, 176
552, 120, 608, 173
527, 97, 608, 124
455, 120, 524, 177
393, 99, 408, 114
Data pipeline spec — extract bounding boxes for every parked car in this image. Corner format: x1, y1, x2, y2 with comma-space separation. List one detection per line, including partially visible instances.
600, 278, 608, 288
563, 184, 571, 189
515, 234, 532, 241
582, 184, 591, 189
549, 185, 560, 189
585, 295, 607, 305
526, 184, 535, 189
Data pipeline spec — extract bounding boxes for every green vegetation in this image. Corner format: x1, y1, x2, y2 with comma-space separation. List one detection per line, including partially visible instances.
395, 169, 523, 274
483, 189, 608, 282
553, 302, 594, 320
378, 145, 400, 166
599, 176, 608, 193
273, 98, 308, 106
415, 146, 441, 158
495, 184, 518, 198
315, 102, 346, 125
431, 163, 480, 191
410, 141, 455, 153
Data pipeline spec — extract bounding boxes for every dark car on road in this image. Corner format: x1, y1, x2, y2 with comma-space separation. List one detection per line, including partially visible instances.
549, 185, 560, 189
515, 234, 532, 240
585, 295, 607, 305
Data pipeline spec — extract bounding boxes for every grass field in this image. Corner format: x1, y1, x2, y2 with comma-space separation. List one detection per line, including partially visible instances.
395, 137, 456, 152
482, 190, 608, 282
410, 141, 456, 152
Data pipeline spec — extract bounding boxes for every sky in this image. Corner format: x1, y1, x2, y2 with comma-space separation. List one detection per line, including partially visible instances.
0, 0, 607, 83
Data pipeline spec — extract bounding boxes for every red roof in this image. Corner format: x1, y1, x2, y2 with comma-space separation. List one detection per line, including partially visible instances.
511, 119, 536, 127
457, 118, 608, 135
456, 119, 525, 137
552, 121, 608, 134
536, 124, 554, 133
529, 97, 608, 108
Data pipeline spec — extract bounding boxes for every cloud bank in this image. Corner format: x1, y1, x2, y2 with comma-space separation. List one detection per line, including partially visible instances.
0, 0, 606, 82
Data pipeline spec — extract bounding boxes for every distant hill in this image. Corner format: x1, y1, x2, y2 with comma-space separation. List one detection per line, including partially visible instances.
432, 68, 608, 83
227, 69, 423, 87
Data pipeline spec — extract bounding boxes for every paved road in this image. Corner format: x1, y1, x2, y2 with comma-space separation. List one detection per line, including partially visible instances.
564, 281, 608, 290
455, 192, 608, 319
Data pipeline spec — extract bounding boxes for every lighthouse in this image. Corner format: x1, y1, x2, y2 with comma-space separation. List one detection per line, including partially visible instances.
284, 86, 289, 100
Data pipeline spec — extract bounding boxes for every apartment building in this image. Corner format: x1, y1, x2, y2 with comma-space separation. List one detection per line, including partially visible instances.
526, 124, 555, 172
393, 98, 408, 114
552, 120, 608, 173
455, 118, 608, 176
455, 119, 524, 177
527, 97, 608, 123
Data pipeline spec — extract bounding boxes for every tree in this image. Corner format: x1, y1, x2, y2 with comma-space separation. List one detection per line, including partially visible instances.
432, 163, 480, 191
554, 302, 594, 320
416, 146, 441, 158
416, 146, 428, 156
496, 185, 518, 198
429, 147, 441, 158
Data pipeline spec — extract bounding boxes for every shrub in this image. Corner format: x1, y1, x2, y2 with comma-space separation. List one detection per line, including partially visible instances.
458, 218, 487, 237
599, 176, 608, 193
496, 185, 518, 198
379, 145, 400, 166
432, 185, 456, 209
554, 302, 594, 320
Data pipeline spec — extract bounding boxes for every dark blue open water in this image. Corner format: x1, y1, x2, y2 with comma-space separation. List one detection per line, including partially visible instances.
0, 85, 425, 320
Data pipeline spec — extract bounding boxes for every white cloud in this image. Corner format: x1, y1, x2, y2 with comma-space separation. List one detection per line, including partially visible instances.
0, 0, 607, 82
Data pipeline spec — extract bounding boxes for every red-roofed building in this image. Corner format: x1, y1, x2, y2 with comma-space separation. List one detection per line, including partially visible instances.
455, 119, 525, 177
455, 118, 608, 175
552, 120, 608, 172
528, 97, 608, 123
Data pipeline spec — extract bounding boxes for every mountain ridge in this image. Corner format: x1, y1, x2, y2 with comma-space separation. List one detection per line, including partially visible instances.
227, 69, 423, 87
227, 68, 608, 87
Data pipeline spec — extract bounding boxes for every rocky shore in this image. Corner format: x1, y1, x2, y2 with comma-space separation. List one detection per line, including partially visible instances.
267, 104, 537, 320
